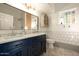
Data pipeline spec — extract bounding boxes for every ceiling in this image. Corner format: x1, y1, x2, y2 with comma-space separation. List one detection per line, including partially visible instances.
31, 3, 54, 14
6, 0, 79, 14
32, 3, 79, 14
54, 3, 79, 12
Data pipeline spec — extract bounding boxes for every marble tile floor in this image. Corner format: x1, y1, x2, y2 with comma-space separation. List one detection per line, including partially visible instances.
42, 47, 79, 56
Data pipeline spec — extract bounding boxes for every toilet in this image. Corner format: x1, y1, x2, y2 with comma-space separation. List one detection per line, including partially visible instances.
46, 39, 55, 49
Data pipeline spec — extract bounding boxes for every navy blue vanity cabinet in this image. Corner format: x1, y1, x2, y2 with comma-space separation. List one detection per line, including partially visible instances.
0, 34, 46, 56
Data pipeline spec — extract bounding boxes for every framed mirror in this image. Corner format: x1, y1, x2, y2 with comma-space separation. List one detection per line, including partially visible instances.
0, 3, 39, 32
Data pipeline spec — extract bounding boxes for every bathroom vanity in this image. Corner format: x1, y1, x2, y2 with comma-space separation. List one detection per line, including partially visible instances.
0, 3, 46, 56
0, 33, 46, 56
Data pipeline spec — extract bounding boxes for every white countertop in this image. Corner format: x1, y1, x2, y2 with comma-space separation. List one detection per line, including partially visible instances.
0, 32, 46, 44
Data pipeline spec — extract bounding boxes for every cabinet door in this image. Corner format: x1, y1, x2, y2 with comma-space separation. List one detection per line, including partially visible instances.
0, 40, 24, 56
9, 40, 25, 56
31, 36, 42, 56
0, 46, 10, 56
23, 38, 32, 56
0, 42, 14, 56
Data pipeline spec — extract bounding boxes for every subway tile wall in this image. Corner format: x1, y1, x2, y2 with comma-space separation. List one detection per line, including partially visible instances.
47, 31, 79, 46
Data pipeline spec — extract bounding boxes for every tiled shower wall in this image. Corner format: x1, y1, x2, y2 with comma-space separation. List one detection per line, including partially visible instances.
47, 31, 79, 45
